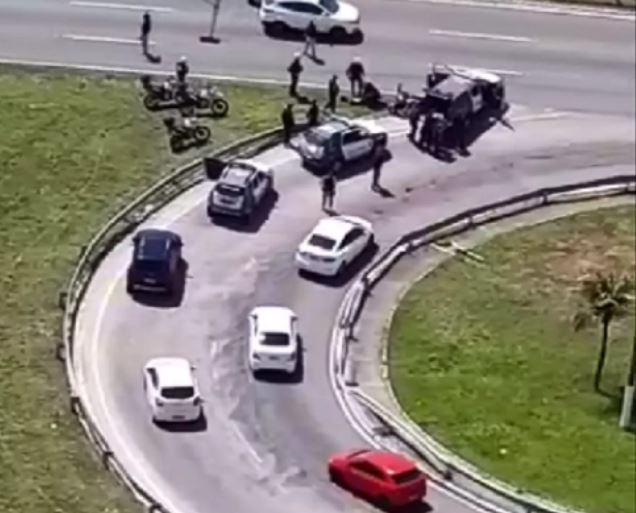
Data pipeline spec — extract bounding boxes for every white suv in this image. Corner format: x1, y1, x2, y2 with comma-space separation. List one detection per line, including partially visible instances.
143, 357, 203, 423
259, 0, 361, 38
248, 306, 299, 374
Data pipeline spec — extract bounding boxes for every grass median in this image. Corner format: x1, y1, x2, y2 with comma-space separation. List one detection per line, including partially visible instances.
0, 66, 362, 513
389, 205, 636, 513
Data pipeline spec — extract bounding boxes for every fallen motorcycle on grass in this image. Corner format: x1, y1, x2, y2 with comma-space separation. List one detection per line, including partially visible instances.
163, 116, 211, 152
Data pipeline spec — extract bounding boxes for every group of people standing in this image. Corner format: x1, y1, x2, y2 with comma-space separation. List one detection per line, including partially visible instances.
407, 103, 469, 155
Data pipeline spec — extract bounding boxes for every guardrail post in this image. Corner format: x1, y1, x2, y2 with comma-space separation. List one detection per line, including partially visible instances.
442, 466, 453, 481
55, 343, 66, 362
57, 291, 68, 310
101, 449, 114, 469
69, 395, 81, 414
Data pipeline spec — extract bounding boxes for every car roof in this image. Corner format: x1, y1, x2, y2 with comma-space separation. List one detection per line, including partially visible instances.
312, 216, 358, 242
269, 0, 322, 6
147, 357, 194, 388
135, 229, 179, 259
431, 75, 472, 97
252, 306, 295, 333
219, 161, 260, 187
315, 120, 351, 136
359, 451, 417, 475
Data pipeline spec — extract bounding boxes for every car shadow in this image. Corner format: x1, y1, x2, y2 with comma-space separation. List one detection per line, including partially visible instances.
263, 25, 364, 46
155, 412, 208, 433
130, 259, 188, 308
253, 335, 305, 384
298, 240, 379, 288
210, 190, 279, 234
302, 149, 394, 183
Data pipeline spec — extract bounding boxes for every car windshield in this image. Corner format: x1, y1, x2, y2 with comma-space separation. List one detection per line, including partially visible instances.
261, 332, 290, 346
216, 183, 244, 197
392, 469, 422, 485
161, 386, 195, 399
308, 234, 336, 250
319, 0, 339, 13
304, 128, 331, 146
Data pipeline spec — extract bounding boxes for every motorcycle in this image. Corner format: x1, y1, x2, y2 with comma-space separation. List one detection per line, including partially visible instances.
163, 116, 211, 152
140, 75, 175, 111
174, 83, 230, 118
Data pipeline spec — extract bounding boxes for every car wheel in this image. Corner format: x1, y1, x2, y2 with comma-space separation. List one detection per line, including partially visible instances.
328, 468, 343, 485
264, 21, 286, 35
367, 234, 375, 248
329, 26, 347, 41
126, 281, 135, 295
375, 495, 392, 511
336, 262, 346, 276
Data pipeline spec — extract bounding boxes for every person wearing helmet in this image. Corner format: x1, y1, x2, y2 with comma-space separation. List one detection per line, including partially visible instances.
287, 52, 304, 98
176, 56, 189, 83
346, 57, 365, 100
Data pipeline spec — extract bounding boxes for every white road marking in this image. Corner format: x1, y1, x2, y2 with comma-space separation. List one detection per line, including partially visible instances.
231, 423, 264, 464
62, 34, 157, 46
447, 64, 524, 77
429, 29, 534, 43
509, 111, 571, 122
69, 1, 174, 12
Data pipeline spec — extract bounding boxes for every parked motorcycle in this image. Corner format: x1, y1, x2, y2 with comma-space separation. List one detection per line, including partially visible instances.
174, 83, 229, 118
163, 116, 211, 152
140, 75, 175, 110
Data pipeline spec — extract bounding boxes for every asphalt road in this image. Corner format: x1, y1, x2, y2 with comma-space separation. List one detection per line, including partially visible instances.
0, 0, 634, 115
74, 109, 635, 513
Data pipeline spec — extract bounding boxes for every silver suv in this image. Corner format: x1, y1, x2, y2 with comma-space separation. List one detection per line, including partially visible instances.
207, 160, 274, 222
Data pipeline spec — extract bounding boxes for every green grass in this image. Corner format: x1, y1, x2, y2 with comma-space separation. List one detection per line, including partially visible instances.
0, 67, 363, 513
389, 206, 636, 513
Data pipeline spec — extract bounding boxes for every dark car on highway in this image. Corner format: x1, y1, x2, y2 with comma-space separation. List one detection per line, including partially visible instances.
126, 229, 183, 295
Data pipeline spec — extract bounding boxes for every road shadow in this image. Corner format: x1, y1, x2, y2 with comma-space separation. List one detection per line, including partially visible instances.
210, 190, 279, 234
129, 259, 188, 308
263, 25, 364, 46
301, 149, 394, 183
298, 240, 379, 288
156, 412, 208, 433
253, 336, 305, 385
463, 102, 511, 150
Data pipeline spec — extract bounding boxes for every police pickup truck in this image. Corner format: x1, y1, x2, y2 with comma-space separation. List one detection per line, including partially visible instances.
297, 117, 388, 173
207, 159, 274, 222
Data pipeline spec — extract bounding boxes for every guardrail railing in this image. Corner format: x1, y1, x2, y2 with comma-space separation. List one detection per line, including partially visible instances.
58, 127, 284, 513
333, 174, 635, 513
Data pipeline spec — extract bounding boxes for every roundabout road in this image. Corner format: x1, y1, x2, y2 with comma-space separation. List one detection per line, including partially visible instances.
73, 108, 635, 513
0, 0, 634, 115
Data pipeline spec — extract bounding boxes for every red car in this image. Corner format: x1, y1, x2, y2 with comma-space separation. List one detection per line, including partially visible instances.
328, 449, 427, 509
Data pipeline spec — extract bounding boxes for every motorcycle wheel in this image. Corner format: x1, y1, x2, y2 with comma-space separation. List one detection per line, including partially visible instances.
211, 98, 229, 118
143, 94, 161, 111
194, 126, 211, 144
169, 135, 183, 152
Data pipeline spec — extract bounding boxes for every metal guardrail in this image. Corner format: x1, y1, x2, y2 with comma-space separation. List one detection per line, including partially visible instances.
58, 127, 284, 513
333, 174, 635, 513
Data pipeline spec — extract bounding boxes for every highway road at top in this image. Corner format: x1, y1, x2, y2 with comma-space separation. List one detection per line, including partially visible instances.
0, 0, 634, 115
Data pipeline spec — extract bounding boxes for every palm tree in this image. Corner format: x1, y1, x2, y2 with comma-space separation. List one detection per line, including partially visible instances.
573, 272, 633, 393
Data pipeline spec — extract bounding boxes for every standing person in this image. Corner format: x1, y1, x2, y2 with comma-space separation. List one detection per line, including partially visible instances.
455, 117, 468, 153
346, 57, 365, 100
306, 99, 319, 127
408, 106, 419, 141
176, 56, 189, 83
321, 172, 336, 211
419, 112, 433, 150
287, 52, 303, 98
140, 11, 151, 56
281, 103, 295, 145
303, 21, 318, 60
371, 144, 386, 190
326, 75, 339, 113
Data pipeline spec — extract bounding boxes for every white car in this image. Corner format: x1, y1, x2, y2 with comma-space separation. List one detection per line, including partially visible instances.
259, 0, 361, 37
143, 357, 203, 423
248, 306, 299, 374
295, 215, 374, 277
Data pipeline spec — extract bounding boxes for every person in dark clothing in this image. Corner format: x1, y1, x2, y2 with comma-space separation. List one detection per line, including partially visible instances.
419, 112, 434, 150
306, 100, 319, 127
321, 172, 336, 211
176, 56, 189, 83
303, 21, 318, 59
281, 103, 295, 145
408, 107, 420, 141
361, 81, 381, 107
346, 57, 365, 99
287, 53, 303, 98
326, 75, 339, 112
454, 117, 468, 153
140, 11, 151, 55
371, 145, 386, 190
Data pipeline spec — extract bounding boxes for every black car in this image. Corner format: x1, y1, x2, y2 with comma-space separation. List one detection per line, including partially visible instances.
126, 229, 183, 295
